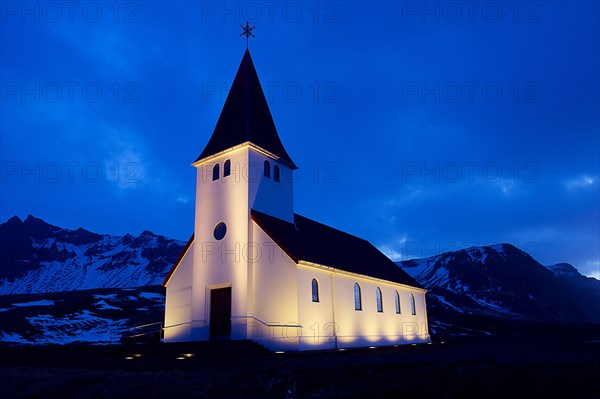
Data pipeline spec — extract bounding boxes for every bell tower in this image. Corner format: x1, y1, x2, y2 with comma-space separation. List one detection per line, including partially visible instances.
188, 48, 297, 340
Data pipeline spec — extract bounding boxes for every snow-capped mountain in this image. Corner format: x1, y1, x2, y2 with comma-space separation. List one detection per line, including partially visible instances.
398, 244, 600, 324
0, 215, 185, 295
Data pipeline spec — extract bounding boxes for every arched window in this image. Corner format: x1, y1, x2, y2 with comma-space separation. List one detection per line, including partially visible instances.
395, 291, 401, 314
410, 293, 416, 315
264, 160, 270, 178
212, 163, 220, 181
376, 287, 383, 312
354, 283, 362, 311
224, 159, 231, 177
273, 165, 280, 182
311, 278, 319, 302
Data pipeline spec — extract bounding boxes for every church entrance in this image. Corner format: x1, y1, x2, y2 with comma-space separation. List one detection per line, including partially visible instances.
210, 287, 232, 340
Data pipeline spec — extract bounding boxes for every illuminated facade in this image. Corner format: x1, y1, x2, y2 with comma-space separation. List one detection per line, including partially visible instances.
163, 49, 430, 350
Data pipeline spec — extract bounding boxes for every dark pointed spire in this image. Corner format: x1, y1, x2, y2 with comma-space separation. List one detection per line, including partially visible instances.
195, 49, 297, 169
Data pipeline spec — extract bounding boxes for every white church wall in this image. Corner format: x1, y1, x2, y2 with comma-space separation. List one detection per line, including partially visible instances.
248, 148, 294, 223
408, 290, 430, 342
250, 221, 300, 350
329, 271, 430, 348
191, 147, 252, 341
163, 242, 195, 342
296, 266, 337, 350
294, 263, 430, 350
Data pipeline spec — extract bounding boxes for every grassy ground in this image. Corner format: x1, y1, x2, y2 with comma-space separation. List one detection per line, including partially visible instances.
1, 334, 599, 398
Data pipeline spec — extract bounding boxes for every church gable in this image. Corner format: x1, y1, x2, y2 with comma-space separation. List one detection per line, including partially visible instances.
162, 233, 194, 286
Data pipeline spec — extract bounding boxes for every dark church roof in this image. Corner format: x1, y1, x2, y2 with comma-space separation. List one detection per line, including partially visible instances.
195, 49, 297, 169
251, 210, 422, 288
163, 212, 422, 288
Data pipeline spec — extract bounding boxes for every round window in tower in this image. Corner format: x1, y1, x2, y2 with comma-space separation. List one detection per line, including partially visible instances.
213, 222, 227, 241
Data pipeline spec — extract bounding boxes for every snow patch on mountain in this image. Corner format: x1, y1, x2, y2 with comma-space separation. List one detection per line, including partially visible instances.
466, 247, 488, 264
13, 300, 55, 307
94, 294, 118, 300
26, 310, 129, 344
469, 296, 519, 317
138, 292, 164, 301
95, 300, 122, 311
0, 331, 27, 343
431, 293, 464, 313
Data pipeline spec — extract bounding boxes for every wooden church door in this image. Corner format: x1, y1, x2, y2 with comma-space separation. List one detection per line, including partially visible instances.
210, 287, 232, 339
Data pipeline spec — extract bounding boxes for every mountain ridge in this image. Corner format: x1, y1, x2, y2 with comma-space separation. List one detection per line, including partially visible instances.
398, 243, 600, 324
0, 215, 185, 294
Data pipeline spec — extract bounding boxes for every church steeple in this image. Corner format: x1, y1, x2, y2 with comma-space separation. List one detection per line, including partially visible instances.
196, 49, 297, 169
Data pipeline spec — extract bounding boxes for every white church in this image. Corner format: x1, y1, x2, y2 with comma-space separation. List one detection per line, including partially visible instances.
162, 48, 430, 351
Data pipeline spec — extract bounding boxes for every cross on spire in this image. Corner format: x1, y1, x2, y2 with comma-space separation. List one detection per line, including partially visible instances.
239, 22, 256, 49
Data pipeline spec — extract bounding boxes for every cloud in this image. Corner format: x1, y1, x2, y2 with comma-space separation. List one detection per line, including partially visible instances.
493, 177, 530, 196
565, 175, 597, 190
378, 235, 409, 262
583, 260, 600, 280
379, 245, 404, 262
399, 188, 425, 202
100, 126, 193, 206
103, 129, 149, 191
176, 196, 190, 205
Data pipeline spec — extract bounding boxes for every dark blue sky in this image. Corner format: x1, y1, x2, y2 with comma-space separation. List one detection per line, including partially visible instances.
1, 1, 598, 278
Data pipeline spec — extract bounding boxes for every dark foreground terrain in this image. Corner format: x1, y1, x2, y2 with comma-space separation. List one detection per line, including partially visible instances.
1, 330, 600, 399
